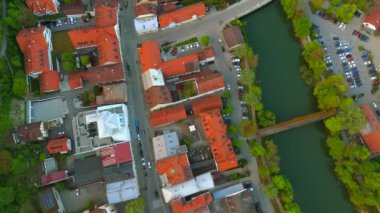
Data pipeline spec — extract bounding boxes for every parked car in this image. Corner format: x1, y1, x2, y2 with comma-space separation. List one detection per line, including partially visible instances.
147, 161, 151, 169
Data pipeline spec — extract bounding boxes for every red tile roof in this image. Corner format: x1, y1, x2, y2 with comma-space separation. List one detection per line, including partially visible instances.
15, 122, 43, 142
150, 104, 187, 127
95, 6, 118, 27
16, 26, 50, 75
145, 86, 173, 109
100, 142, 132, 167
61, 3, 85, 16
364, 10, 380, 30
39, 71, 61, 93
170, 192, 213, 213
156, 153, 193, 185
180, 71, 225, 94
163, 4, 177, 13
135, 4, 157, 18
138, 41, 162, 72
160, 54, 199, 77
87, 63, 125, 85
26, 0, 59, 15
361, 104, 380, 153
68, 26, 121, 65
197, 47, 215, 62
191, 96, 223, 116
68, 72, 87, 89
158, 3, 206, 28
47, 137, 71, 154
40, 171, 68, 186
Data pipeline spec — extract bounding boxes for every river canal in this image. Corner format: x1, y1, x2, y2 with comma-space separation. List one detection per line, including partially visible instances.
242, 1, 354, 212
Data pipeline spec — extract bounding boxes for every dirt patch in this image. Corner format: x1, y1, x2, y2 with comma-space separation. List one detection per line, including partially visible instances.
10, 98, 25, 127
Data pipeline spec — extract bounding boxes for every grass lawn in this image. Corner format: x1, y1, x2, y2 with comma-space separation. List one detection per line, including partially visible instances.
52, 31, 75, 69
177, 80, 197, 99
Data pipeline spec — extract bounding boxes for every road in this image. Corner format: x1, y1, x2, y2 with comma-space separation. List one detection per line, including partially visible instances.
0, 0, 7, 57
118, 1, 167, 212
117, 0, 273, 212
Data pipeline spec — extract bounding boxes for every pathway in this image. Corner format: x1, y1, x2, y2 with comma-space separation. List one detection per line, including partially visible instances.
0, 0, 7, 57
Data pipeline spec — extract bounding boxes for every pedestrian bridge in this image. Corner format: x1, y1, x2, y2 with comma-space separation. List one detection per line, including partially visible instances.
256, 109, 336, 138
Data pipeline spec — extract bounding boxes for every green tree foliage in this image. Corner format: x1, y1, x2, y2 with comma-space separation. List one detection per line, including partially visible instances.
259, 166, 271, 179
0, 150, 13, 174
264, 140, 278, 158
280, 0, 299, 19
234, 43, 254, 60
125, 197, 145, 213
239, 69, 255, 87
326, 136, 346, 160
222, 90, 231, 99
313, 75, 347, 110
232, 139, 243, 148
222, 105, 234, 115
302, 40, 326, 81
340, 105, 366, 135
80, 55, 90, 66
180, 82, 197, 98
182, 136, 191, 148
11, 154, 27, 175
227, 124, 238, 135
299, 64, 315, 85
324, 116, 344, 133
249, 141, 266, 157
200, 35, 210, 46
310, 0, 325, 11
284, 202, 302, 213
335, 3, 357, 23
61, 52, 76, 73
263, 183, 279, 199
12, 71, 27, 97
0, 186, 16, 207
239, 120, 258, 137
292, 15, 312, 38
257, 110, 276, 127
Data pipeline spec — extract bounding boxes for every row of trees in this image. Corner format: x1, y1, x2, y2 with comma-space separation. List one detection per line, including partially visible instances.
250, 140, 301, 213
281, 0, 376, 210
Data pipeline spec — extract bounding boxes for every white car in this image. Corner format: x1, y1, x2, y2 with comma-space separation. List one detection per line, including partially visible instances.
372, 101, 378, 109
142, 158, 146, 166
226, 84, 231, 91
147, 162, 152, 169
232, 58, 240, 63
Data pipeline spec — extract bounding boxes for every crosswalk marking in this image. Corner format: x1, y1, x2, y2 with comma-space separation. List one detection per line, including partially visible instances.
152, 199, 163, 208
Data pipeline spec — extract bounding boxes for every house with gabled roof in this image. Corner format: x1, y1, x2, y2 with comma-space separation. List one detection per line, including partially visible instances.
158, 3, 206, 30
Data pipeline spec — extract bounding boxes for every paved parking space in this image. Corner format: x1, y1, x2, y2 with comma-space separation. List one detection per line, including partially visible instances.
29, 97, 69, 123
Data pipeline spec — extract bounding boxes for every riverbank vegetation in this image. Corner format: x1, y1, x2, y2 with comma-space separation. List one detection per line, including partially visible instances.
280, 0, 380, 210
231, 19, 301, 212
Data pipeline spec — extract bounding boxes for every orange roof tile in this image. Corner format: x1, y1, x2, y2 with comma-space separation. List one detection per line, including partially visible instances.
39, 71, 60, 93
135, 4, 157, 18
145, 86, 173, 109
191, 95, 223, 116
16, 26, 50, 75
163, 4, 177, 13
138, 41, 162, 72
198, 109, 237, 171
68, 26, 121, 65
158, 3, 206, 28
361, 104, 380, 153
68, 72, 87, 89
150, 104, 187, 127
160, 54, 199, 77
170, 192, 213, 213
26, 0, 59, 15
222, 25, 244, 49
47, 137, 70, 154
95, 6, 117, 27
197, 47, 215, 62
180, 71, 225, 94
156, 153, 193, 185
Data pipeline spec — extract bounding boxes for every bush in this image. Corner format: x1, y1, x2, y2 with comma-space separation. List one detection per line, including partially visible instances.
12, 72, 27, 97
80, 55, 90, 66
61, 52, 76, 73
238, 159, 248, 168
200, 35, 210, 46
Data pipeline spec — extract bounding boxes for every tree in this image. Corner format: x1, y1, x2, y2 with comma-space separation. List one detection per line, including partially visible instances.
335, 3, 357, 23
344, 143, 371, 161
181, 82, 197, 98
19, 7, 37, 28
239, 120, 258, 137
125, 197, 145, 213
284, 202, 302, 213
232, 139, 243, 148
248, 141, 266, 157
234, 43, 253, 60
326, 136, 346, 160
12, 71, 27, 97
324, 116, 344, 133
259, 166, 271, 179
340, 105, 366, 135
80, 55, 90, 66
239, 69, 255, 87
61, 52, 76, 73
257, 110, 276, 127
222, 105, 234, 115
227, 124, 238, 135
182, 136, 191, 148
309, 0, 325, 11
313, 75, 347, 110
0, 150, 13, 174
264, 140, 278, 158
263, 183, 279, 199
299, 64, 314, 85
280, 0, 299, 19
222, 90, 231, 99
339, 97, 353, 110
292, 15, 312, 38
0, 186, 16, 207
200, 35, 210, 46
302, 41, 326, 81
11, 154, 27, 175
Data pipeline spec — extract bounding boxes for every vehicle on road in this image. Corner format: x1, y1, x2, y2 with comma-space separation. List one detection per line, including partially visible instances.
75, 188, 80, 196
141, 158, 146, 166
147, 162, 151, 169
351, 93, 364, 101
243, 182, 254, 192
226, 83, 231, 91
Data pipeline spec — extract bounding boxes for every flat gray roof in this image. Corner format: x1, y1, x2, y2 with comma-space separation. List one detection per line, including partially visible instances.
30, 97, 68, 122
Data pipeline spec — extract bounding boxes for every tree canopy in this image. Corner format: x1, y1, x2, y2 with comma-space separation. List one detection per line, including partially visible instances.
302, 40, 326, 82
292, 15, 312, 38
335, 3, 357, 23
313, 75, 347, 110
125, 197, 145, 213
200, 35, 210, 46
12, 71, 27, 97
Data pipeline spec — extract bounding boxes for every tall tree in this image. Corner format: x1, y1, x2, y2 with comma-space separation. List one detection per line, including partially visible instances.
292, 15, 312, 38
302, 41, 326, 81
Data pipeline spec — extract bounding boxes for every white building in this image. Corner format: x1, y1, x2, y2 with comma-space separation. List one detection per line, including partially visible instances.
134, 4, 159, 34
142, 68, 165, 90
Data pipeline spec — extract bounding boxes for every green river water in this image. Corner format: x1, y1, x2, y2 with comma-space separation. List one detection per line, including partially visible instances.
242, 1, 354, 212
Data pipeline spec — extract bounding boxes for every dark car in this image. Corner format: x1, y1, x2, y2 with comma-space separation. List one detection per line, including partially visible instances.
376, 109, 380, 116
154, 191, 159, 198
